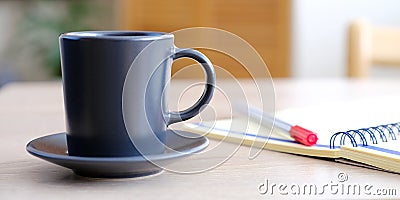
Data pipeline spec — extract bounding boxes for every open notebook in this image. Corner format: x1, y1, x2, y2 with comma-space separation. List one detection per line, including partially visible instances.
184, 95, 400, 173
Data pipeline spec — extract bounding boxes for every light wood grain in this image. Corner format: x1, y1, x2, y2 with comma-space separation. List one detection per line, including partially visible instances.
1, 79, 400, 199
347, 20, 400, 77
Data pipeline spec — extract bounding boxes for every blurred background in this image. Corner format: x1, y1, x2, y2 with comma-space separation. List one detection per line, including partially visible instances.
1, 0, 400, 86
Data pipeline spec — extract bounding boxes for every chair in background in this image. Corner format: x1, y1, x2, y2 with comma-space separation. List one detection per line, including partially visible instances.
347, 20, 400, 77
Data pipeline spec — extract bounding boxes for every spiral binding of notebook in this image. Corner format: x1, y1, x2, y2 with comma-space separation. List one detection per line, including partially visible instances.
329, 122, 400, 149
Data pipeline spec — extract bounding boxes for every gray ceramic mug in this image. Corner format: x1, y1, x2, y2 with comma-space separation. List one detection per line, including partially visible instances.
60, 31, 215, 157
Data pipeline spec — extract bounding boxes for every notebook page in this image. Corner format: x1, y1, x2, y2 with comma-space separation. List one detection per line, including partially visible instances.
184, 95, 400, 159
185, 117, 340, 158
276, 95, 400, 146
340, 142, 400, 173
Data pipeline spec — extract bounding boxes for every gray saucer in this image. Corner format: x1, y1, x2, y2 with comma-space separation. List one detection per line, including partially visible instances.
26, 130, 208, 178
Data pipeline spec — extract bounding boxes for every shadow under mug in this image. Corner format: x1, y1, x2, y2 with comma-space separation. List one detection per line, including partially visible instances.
60, 31, 215, 157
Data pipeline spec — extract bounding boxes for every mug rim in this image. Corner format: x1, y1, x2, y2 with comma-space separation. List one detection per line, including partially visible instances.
60, 31, 173, 41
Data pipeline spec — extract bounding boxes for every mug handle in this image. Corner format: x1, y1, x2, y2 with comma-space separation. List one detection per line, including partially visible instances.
166, 48, 216, 125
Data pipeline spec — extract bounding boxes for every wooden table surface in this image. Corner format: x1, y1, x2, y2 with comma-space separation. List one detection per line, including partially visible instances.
1, 78, 400, 199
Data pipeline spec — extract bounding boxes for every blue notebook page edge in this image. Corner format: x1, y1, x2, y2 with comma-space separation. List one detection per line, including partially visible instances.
184, 119, 340, 158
